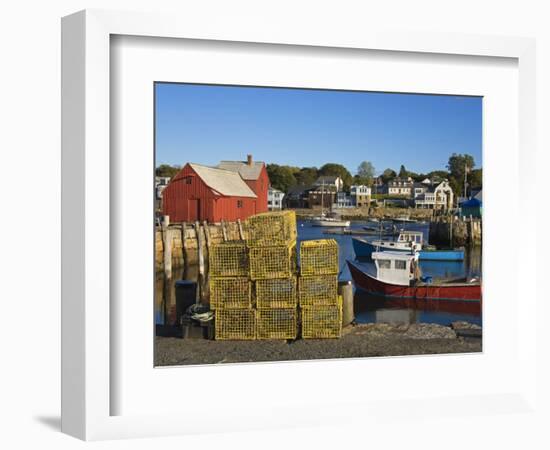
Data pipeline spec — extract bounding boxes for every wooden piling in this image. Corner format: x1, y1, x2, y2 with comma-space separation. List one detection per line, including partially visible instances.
195, 221, 204, 303
162, 225, 172, 279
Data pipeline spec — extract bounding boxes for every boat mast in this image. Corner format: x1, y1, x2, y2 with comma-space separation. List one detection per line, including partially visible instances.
321, 180, 325, 216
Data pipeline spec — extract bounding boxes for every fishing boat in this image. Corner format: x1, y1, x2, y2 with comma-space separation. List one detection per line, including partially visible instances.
347, 252, 481, 301
352, 231, 464, 261
352, 231, 423, 257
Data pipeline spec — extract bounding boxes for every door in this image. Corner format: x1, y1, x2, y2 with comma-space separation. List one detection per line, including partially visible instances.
188, 199, 200, 222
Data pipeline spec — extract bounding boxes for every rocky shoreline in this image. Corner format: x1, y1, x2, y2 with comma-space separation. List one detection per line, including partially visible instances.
154, 322, 482, 366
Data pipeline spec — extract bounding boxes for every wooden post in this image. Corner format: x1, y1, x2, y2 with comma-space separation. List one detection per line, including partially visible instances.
221, 220, 228, 241
162, 225, 172, 279
237, 219, 244, 241
203, 220, 211, 250
195, 221, 204, 303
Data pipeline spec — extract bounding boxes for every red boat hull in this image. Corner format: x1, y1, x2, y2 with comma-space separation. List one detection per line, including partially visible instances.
348, 261, 482, 306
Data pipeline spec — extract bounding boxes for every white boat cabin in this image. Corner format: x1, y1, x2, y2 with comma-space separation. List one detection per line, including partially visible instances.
396, 231, 423, 245
372, 251, 419, 286
372, 231, 424, 253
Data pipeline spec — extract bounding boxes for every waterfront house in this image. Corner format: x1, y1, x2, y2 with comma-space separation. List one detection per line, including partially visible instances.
314, 175, 344, 192
285, 185, 311, 208
155, 176, 171, 199
385, 177, 414, 196
162, 163, 259, 223
414, 179, 454, 210
268, 187, 285, 210
308, 185, 337, 208
350, 185, 371, 207
217, 154, 269, 212
333, 191, 354, 208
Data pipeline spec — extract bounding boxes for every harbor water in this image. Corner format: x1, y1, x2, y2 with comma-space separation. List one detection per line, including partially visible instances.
156, 219, 482, 327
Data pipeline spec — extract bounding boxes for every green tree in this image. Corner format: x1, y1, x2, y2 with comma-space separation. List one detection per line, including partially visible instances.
469, 168, 483, 190
319, 163, 353, 190
156, 164, 181, 178
398, 165, 408, 178
356, 161, 375, 185
446, 153, 476, 197
266, 164, 297, 193
353, 175, 372, 186
427, 170, 449, 181
294, 167, 318, 186
380, 168, 397, 184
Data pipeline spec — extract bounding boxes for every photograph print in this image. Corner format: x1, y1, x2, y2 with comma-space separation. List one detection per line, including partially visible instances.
154, 83, 482, 366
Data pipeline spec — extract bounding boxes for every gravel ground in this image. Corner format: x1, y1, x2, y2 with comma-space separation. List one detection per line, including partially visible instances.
154, 322, 482, 366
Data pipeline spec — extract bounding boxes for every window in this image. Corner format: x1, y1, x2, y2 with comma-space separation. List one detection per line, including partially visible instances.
237, 200, 243, 208
378, 259, 391, 269
395, 260, 406, 270
185, 177, 192, 185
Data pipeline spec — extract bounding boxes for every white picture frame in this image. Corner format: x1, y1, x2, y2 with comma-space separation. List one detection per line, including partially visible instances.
61, 9, 538, 441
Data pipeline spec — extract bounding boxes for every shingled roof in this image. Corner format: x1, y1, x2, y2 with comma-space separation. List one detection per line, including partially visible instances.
217, 160, 265, 180
189, 163, 257, 198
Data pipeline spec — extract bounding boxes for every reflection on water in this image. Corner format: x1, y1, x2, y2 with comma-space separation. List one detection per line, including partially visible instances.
156, 219, 482, 327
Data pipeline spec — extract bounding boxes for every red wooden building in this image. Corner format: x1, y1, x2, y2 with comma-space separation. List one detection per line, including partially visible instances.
162, 163, 259, 223
218, 155, 269, 213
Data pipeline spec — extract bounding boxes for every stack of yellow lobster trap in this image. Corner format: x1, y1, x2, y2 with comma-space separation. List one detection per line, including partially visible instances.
210, 210, 342, 340
299, 239, 343, 338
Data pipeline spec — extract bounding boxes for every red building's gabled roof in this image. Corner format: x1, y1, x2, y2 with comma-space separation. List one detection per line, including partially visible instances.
189, 163, 257, 198
217, 160, 266, 180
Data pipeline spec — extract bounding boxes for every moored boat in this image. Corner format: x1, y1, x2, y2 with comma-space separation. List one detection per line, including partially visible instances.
352, 231, 464, 261
311, 217, 351, 227
347, 252, 481, 302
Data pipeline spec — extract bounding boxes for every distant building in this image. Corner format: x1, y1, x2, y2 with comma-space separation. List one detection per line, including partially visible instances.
285, 185, 311, 209
414, 180, 454, 210
412, 179, 433, 199
217, 154, 269, 212
314, 175, 344, 192
155, 176, 171, 199
162, 163, 259, 223
384, 177, 414, 196
308, 185, 337, 208
350, 185, 371, 207
333, 191, 353, 208
268, 187, 285, 210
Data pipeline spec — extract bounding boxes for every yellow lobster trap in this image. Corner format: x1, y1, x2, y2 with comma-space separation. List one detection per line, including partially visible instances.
244, 210, 297, 247
209, 277, 251, 310
215, 309, 256, 340
249, 242, 297, 280
299, 239, 339, 276
256, 308, 297, 340
301, 296, 342, 339
209, 241, 249, 278
298, 274, 338, 307
255, 277, 297, 309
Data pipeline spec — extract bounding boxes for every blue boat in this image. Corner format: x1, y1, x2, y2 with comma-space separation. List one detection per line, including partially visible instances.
352, 236, 464, 261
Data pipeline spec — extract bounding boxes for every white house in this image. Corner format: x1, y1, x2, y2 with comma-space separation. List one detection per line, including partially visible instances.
268, 187, 285, 210
333, 191, 353, 209
314, 175, 344, 192
414, 180, 454, 209
350, 185, 371, 207
155, 176, 171, 199
386, 177, 414, 196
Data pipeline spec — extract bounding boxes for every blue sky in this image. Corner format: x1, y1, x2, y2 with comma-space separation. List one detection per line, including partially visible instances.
155, 83, 482, 175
